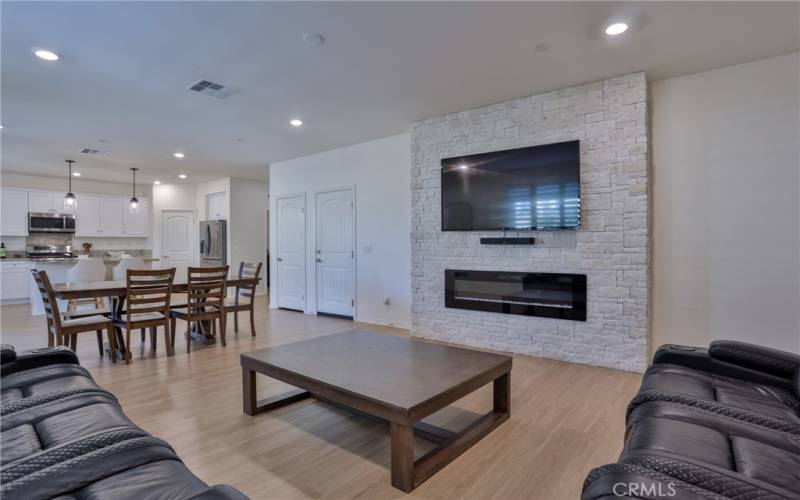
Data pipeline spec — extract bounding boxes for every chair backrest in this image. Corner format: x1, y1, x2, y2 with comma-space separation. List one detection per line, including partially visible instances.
125, 268, 176, 326
187, 266, 228, 314
67, 258, 106, 283
113, 256, 145, 280
234, 262, 262, 304
30, 269, 64, 333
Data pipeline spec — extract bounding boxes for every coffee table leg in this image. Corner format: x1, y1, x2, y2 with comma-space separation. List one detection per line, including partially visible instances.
494, 371, 510, 415
390, 422, 415, 492
243, 367, 257, 415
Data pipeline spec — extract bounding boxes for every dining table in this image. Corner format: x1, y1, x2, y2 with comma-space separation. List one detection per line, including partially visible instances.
52, 276, 260, 355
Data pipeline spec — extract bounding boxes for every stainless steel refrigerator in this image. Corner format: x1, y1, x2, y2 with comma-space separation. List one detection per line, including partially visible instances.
199, 220, 227, 266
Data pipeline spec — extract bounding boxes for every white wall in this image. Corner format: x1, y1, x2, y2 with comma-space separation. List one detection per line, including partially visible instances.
652, 52, 800, 353
151, 182, 197, 261
229, 177, 268, 292
269, 133, 411, 328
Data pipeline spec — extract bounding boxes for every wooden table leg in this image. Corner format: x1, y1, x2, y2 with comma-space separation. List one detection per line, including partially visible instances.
494, 371, 510, 415
242, 366, 310, 416
243, 366, 257, 416
390, 422, 415, 492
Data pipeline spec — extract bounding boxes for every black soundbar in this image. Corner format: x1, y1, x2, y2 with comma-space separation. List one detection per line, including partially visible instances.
479, 237, 536, 245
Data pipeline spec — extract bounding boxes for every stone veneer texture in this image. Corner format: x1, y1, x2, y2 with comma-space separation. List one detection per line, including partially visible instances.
410, 72, 649, 372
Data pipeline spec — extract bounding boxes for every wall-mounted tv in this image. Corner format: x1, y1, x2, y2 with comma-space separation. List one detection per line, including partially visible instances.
441, 140, 580, 231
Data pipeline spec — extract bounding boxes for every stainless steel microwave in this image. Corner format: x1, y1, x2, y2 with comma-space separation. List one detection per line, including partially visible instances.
28, 212, 76, 233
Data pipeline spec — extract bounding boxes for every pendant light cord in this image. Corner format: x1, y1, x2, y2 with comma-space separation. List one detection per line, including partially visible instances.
66, 160, 74, 192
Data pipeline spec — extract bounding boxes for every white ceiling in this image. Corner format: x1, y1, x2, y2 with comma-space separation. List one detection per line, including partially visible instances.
2, 1, 798, 184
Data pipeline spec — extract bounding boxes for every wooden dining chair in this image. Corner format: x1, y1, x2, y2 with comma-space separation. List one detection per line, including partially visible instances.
224, 262, 262, 336
30, 269, 117, 361
170, 266, 228, 353
110, 268, 176, 364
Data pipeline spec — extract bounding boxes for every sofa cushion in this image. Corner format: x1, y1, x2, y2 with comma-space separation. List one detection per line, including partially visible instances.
637, 363, 800, 426
623, 407, 800, 497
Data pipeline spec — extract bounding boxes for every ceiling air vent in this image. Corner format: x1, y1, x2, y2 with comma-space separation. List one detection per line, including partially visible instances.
186, 79, 239, 99
80, 148, 101, 154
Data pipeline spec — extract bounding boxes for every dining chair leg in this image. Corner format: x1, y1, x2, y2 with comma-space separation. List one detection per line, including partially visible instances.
186, 321, 191, 353
140, 329, 146, 343
96, 331, 104, 356
70, 334, 77, 351
125, 330, 132, 364
107, 326, 117, 364
250, 306, 256, 337
170, 317, 177, 348
164, 321, 174, 356
234, 310, 239, 333
150, 327, 157, 350
219, 315, 227, 347
48, 332, 54, 347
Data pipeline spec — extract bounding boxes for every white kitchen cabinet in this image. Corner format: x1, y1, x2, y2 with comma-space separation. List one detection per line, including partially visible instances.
75, 194, 101, 236
1, 261, 31, 302
1, 189, 29, 236
206, 192, 226, 220
75, 194, 147, 237
27, 191, 75, 214
122, 198, 148, 236
100, 197, 124, 236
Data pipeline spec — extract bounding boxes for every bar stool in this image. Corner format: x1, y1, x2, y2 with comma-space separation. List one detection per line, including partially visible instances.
66, 256, 108, 317
112, 255, 145, 280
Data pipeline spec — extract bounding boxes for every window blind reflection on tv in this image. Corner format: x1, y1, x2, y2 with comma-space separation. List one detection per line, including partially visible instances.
441, 140, 580, 231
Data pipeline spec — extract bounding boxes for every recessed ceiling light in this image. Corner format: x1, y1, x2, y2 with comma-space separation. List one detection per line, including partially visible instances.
153, 180, 162, 185
459, 164, 468, 170
605, 23, 629, 36
173, 152, 185, 159
302, 33, 325, 46
72, 172, 81, 177
290, 119, 303, 127
0, 125, 4, 129
178, 174, 187, 179
33, 49, 60, 61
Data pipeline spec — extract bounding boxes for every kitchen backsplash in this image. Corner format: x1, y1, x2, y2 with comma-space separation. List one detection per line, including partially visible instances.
2, 234, 150, 258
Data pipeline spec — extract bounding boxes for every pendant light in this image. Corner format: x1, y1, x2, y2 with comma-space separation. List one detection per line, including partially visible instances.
63, 160, 77, 210
128, 167, 140, 214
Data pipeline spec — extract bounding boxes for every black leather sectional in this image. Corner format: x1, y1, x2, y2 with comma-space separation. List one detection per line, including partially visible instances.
582, 340, 800, 500
0, 345, 248, 500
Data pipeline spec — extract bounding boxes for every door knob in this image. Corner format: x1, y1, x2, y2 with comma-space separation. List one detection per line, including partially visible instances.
277, 257, 283, 262
316, 258, 323, 262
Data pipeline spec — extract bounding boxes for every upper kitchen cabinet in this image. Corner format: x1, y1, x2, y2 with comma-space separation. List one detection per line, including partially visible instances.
28, 190, 75, 214
206, 192, 226, 220
75, 194, 147, 237
0, 188, 29, 236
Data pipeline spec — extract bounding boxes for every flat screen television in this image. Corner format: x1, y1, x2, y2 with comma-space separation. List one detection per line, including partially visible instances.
441, 140, 580, 231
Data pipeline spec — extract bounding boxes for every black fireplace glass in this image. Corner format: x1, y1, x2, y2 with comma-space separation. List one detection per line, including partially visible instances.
445, 270, 587, 321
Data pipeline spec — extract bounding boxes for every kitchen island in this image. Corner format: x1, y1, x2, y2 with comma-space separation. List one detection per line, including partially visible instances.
14, 258, 161, 315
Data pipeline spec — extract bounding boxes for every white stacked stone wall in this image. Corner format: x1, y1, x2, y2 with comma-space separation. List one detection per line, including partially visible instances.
410, 72, 650, 372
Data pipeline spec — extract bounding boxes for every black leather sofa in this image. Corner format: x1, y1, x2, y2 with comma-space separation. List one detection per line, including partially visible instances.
0, 345, 248, 500
582, 340, 800, 499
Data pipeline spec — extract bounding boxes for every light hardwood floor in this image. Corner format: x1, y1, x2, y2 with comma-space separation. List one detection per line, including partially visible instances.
0, 296, 641, 499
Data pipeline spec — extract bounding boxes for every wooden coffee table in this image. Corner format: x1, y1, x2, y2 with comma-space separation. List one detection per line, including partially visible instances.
241, 330, 512, 492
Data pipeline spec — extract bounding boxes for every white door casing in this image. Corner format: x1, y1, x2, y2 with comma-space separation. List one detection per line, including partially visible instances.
276, 194, 306, 311
315, 188, 355, 317
161, 210, 195, 283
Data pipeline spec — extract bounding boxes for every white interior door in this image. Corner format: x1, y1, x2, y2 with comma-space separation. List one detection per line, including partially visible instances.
315, 188, 355, 317
161, 210, 195, 283
276, 195, 306, 311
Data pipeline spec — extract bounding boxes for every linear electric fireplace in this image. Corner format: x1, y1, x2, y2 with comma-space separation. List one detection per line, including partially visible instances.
445, 270, 587, 321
